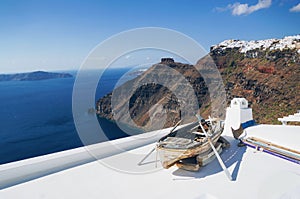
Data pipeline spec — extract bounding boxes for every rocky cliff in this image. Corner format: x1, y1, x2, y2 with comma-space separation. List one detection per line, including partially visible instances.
212, 35, 299, 123
96, 35, 300, 128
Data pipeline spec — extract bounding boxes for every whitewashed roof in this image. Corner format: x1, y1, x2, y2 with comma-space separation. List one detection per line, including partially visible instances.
1, 124, 300, 199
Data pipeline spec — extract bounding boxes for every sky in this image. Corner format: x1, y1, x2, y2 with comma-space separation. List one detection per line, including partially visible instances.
0, 0, 299, 73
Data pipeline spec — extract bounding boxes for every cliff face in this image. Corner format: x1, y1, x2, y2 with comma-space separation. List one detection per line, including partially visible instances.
212, 45, 299, 124
97, 35, 300, 128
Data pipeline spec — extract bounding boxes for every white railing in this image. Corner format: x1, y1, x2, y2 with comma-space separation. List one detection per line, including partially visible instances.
278, 111, 300, 125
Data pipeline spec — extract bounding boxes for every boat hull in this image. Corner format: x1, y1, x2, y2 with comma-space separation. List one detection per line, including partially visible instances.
157, 133, 222, 169
175, 142, 223, 171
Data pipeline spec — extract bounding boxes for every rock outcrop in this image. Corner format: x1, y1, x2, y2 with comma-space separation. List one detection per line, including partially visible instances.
97, 60, 211, 131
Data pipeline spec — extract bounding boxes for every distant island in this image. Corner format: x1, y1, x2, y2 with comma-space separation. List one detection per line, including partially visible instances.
0, 71, 73, 81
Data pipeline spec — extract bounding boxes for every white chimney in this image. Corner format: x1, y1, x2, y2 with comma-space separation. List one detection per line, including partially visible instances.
223, 98, 254, 137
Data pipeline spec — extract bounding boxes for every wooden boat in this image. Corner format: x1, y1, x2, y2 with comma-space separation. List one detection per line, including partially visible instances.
156, 118, 224, 169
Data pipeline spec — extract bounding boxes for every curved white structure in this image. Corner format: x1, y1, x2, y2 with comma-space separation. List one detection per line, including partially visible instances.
0, 128, 170, 190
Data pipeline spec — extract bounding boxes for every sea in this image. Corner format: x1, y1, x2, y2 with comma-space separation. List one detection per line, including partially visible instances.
0, 68, 144, 164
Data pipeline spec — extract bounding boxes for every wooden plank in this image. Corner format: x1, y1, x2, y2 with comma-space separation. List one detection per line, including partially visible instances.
244, 137, 300, 161
249, 137, 300, 156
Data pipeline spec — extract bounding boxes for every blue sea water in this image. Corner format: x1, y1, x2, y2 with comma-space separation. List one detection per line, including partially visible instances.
0, 68, 141, 164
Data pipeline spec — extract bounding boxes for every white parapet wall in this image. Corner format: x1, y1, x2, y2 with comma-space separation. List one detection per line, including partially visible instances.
223, 98, 254, 137
0, 127, 173, 190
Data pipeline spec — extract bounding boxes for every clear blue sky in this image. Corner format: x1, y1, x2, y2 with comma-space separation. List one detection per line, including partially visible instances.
0, 0, 299, 73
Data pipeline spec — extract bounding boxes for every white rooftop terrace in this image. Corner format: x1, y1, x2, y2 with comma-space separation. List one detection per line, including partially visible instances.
1, 124, 300, 199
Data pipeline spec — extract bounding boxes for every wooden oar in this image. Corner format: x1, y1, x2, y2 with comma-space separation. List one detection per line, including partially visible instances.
196, 115, 232, 181
170, 120, 182, 133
